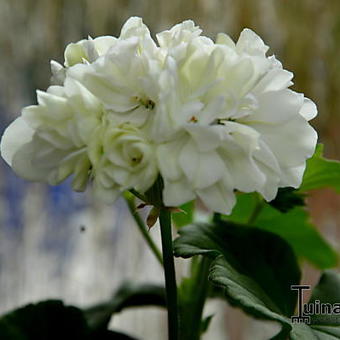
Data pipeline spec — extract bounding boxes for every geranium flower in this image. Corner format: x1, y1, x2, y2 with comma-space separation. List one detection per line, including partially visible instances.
156, 24, 317, 213
0, 18, 318, 214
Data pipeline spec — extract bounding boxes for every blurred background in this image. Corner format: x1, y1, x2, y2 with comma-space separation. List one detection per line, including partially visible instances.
0, 0, 340, 339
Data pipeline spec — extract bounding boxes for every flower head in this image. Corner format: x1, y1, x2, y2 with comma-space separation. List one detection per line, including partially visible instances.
89, 122, 158, 203
156, 26, 317, 213
1, 17, 318, 214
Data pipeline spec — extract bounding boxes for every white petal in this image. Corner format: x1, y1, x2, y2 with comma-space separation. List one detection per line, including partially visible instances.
253, 69, 293, 94
134, 163, 158, 192
64, 40, 88, 67
252, 140, 281, 200
236, 29, 269, 56
156, 20, 202, 48
299, 97, 317, 121
47, 85, 65, 97
196, 181, 236, 214
256, 163, 280, 201
279, 163, 306, 189
93, 180, 120, 204
119, 17, 154, 47
247, 89, 304, 124
1, 117, 34, 166
50, 60, 63, 74
109, 166, 130, 186
36, 90, 70, 120
198, 96, 226, 125
157, 139, 184, 182
216, 33, 235, 48
112, 106, 150, 127
93, 36, 117, 55
179, 140, 225, 189
150, 100, 180, 142
76, 72, 136, 112
50, 162, 74, 186
222, 58, 256, 97
185, 124, 224, 152
10, 136, 55, 181
223, 121, 261, 152
37, 129, 73, 150
251, 115, 318, 168
64, 77, 101, 112
178, 101, 204, 125
70, 154, 91, 191
50, 60, 66, 85
219, 143, 266, 193
252, 141, 280, 200
194, 151, 225, 189
178, 139, 198, 180
162, 178, 195, 207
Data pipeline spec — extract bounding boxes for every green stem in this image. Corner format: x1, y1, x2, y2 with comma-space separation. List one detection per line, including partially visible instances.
129, 188, 148, 202
159, 208, 179, 340
191, 257, 211, 338
178, 256, 211, 340
124, 194, 163, 266
248, 195, 264, 225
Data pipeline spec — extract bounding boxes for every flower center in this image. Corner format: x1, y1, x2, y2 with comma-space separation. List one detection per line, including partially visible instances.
189, 116, 198, 123
132, 96, 155, 110
128, 145, 144, 166
131, 156, 142, 164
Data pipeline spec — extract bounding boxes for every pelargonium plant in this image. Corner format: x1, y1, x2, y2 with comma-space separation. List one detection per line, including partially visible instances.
1, 17, 340, 340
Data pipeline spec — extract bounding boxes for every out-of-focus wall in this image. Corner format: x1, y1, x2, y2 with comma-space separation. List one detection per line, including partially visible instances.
0, 1, 340, 339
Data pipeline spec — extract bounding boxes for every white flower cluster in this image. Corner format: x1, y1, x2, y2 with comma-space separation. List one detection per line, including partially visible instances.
1, 17, 318, 213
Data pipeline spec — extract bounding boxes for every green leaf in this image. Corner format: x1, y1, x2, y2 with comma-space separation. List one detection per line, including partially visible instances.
174, 222, 340, 340
174, 221, 300, 326
227, 193, 257, 224
270, 324, 292, 340
200, 314, 214, 334
177, 257, 211, 340
289, 323, 319, 340
0, 300, 136, 340
289, 271, 340, 339
309, 271, 340, 328
254, 205, 338, 269
172, 201, 195, 228
300, 144, 340, 192
269, 187, 305, 213
0, 298, 144, 340
225, 193, 338, 269
0, 300, 89, 340
311, 271, 340, 304
84, 282, 166, 330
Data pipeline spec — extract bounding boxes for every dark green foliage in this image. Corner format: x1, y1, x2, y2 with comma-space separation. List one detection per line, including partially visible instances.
269, 187, 305, 213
